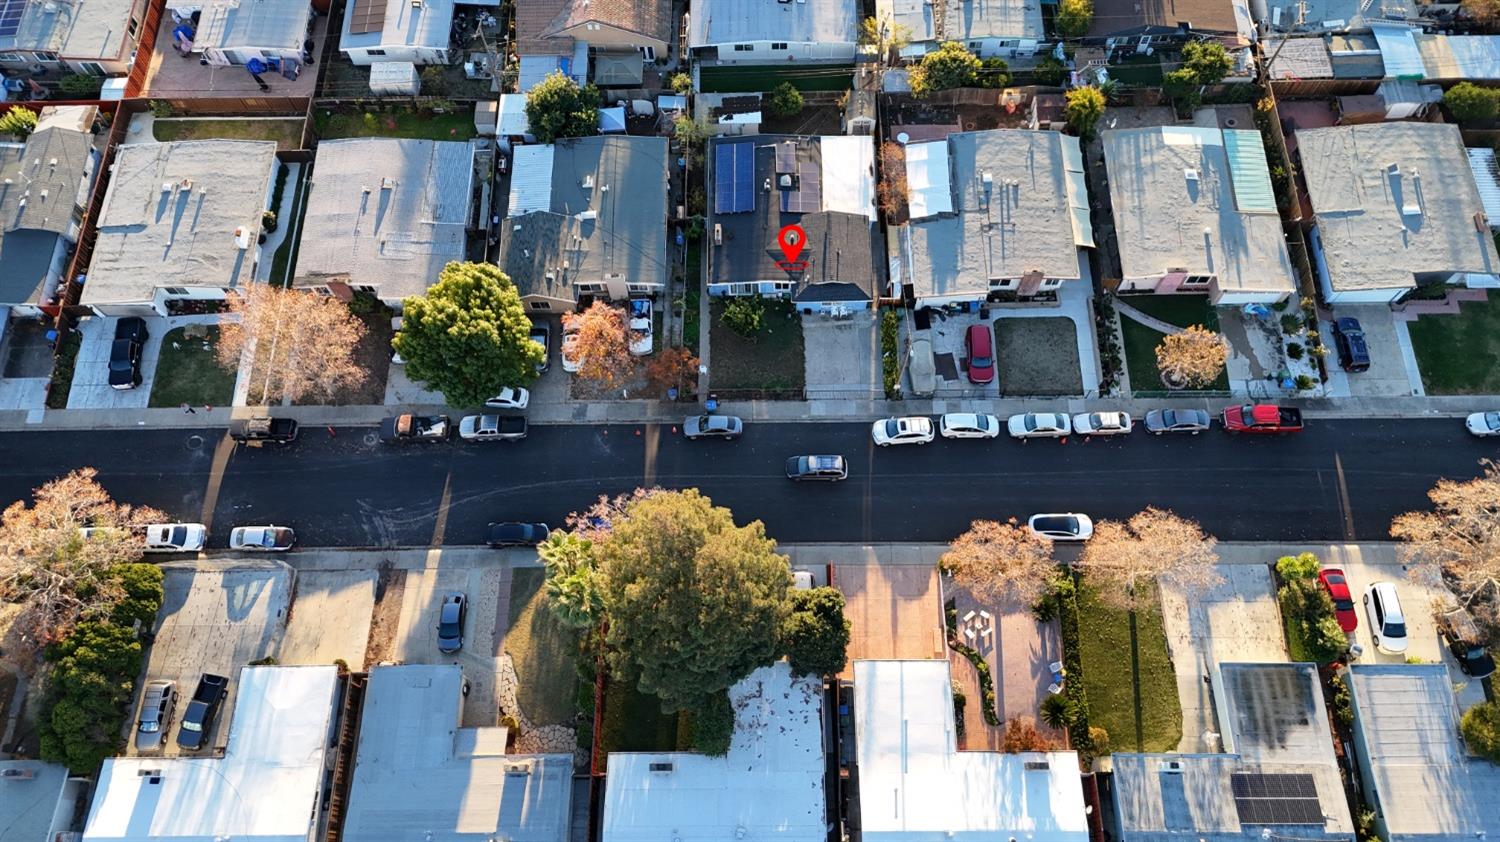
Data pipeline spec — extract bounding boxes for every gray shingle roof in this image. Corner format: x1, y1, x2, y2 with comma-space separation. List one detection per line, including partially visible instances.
0, 126, 91, 306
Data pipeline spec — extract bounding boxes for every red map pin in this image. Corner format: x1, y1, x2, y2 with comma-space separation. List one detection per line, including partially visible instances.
777, 224, 807, 265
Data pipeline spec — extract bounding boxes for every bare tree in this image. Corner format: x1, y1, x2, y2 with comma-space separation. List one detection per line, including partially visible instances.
876, 141, 909, 223
1392, 460, 1500, 630
645, 346, 699, 397
1075, 508, 1221, 610
941, 519, 1056, 607
1155, 325, 1228, 389
0, 468, 163, 647
565, 301, 633, 390
218, 284, 368, 405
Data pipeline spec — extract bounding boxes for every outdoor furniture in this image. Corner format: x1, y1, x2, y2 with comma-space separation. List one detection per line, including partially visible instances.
979, 610, 992, 621
962, 610, 977, 624
1048, 660, 1065, 676
981, 626, 994, 638
964, 628, 977, 642
1048, 682, 1064, 695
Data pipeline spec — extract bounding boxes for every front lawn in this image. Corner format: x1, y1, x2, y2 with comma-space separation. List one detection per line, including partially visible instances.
1407, 293, 1500, 394
504, 569, 580, 727
1075, 582, 1182, 753
153, 118, 305, 150
995, 318, 1082, 396
148, 325, 236, 408
314, 108, 477, 141
708, 298, 805, 393
1118, 295, 1229, 393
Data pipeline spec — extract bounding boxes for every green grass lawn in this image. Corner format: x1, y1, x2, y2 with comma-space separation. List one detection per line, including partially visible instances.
1407, 293, 1500, 394
698, 64, 853, 93
1118, 295, 1229, 393
600, 673, 680, 753
683, 241, 702, 351
708, 298, 805, 393
504, 569, 580, 727
148, 326, 236, 408
1123, 295, 1221, 330
153, 118, 306, 150
314, 108, 477, 141
1076, 582, 1182, 753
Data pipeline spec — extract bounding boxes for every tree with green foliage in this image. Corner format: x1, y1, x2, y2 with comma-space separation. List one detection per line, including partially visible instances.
781, 587, 851, 677
721, 295, 765, 337
596, 489, 792, 712
105, 563, 165, 631
766, 82, 804, 119
538, 531, 602, 629
979, 57, 1011, 89
1180, 41, 1234, 86
394, 262, 543, 407
673, 114, 712, 147
1445, 82, 1500, 124
1279, 578, 1348, 664
691, 688, 736, 756
1065, 86, 1107, 137
1275, 551, 1321, 582
1460, 700, 1500, 763
1055, 0, 1094, 38
668, 72, 693, 95
859, 14, 913, 55
524, 71, 601, 144
0, 107, 38, 137
1163, 68, 1203, 109
38, 621, 146, 772
909, 41, 982, 97
1034, 56, 1068, 87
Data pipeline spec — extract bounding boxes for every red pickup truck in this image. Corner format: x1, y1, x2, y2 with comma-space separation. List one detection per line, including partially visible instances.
1221, 404, 1304, 434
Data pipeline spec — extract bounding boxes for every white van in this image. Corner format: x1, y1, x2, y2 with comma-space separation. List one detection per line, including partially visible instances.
1363, 582, 1408, 654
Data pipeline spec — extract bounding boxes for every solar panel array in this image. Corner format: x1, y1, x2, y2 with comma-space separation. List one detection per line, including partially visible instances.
1230, 773, 1324, 826
782, 162, 820, 214
347, 0, 388, 36
0, 0, 26, 39
775, 141, 796, 175
714, 142, 754, 215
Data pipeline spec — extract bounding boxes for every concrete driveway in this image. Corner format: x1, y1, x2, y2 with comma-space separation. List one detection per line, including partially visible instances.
1318, 306, 1420, 398
830, 561, 944, 680
279, 570, 376, 667
390, 562, 510, 727
68, 314, 224, 410
803, 312, 880, 400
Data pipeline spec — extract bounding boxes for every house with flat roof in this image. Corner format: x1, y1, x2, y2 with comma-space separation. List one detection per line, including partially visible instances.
706, 134, 882, 312
853, 659, 1088, 842
0, 119, 98, 315
497, 135, 668, 313
514, 0, 672, 90
340, 0, 498, 65
1297, 122, 1499, 304
1256, 0, 1427, 35
1087, 0, 1253, 46
1345, 664, 1500, 842
83, 665, 341, 842
81, 139, 277, 317
1102, 126, 1296, 304
294, 137, 480, 308
175, 0, 313, 69
1111, 663, 1355, 842
877, 0, 1044, 61
343, 665, 573, 842
0, 761, 87, 842
896, 129, 1093, 310
0, 0, 149, 76
602, 662, 825, 842
687, 0, 858, 66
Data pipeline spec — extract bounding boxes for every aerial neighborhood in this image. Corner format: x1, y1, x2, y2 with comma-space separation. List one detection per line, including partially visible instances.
6, 1, 1500, 842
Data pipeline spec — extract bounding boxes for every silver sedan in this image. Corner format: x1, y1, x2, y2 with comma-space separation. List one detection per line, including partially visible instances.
1143, 408, 1212, 435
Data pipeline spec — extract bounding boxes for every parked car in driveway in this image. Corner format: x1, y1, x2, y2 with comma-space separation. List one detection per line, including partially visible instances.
1435, 606, 1495, 679
229, 525, 295, 552
939, 413, 1000, 439
871, 416, 935, 446
1363, 582, 1408, 654
786, 455, 847, 481
908, 338, 936, 397
380, 414, 450, 443
1027, 513, 1094, 541
145, 523, 206, 553
529, 323, 550, 373
1072, 411, 1132, 436
108, 317, 148, 390
628, 299, 653, 355
1008, 412, 1071, 439
135, 679, 176, 753
1143, 408, 1211, 435
1465, 411, 1500, 437
561, 325, 581, 373
459, 414, 527, 441
437, 592, 466, 653
486, 522, 550, 547
1332, 317, 1370, 372
484, 387, 530, 410
966, 324, 994, 385
1317, 567, 1358, 633
684, 415, 743, 440
177, 673, 228, 751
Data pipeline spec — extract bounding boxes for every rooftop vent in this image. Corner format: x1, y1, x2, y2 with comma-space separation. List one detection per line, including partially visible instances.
1, 768, 36, 780
1024, 760, 1051, 771
381, 177, 397, 189
234, 227, 253, 250
779, 174, 794, 189
1184, 168, 1199, 183
1162, 760, 1185, 774
180, 178, 193, 190
582, 175, 594, 189
504, 762, 533, 776
649, 762, 675, 773
161, 182, 174, 193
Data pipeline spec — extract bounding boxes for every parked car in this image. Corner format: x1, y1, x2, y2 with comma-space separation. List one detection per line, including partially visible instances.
561, 326, 581, 373
176, 673, 228, 751
1072, 411, 1133, 436
1465, 411, 1500, 437
484, 387, 530, 411
1332, 317, 1370, 372
379, 414, 450, 443
1007, 412, 1071, 439
134, 679, 176, 753
229, 525, 295, 552
938, 413, 1001, 440
965, 324, 994, 385
786, 455, 848, 482
1363, 582, 1409, 654
1317, 567, 1358, 633
684, 415, 743, 440
529, 323, 550, 373
1027, 513, 1094, 542
486, 522, 550, 547
108, 317, 148, 390
459, 414, 527, 441
908, 338, 936, 398
1143, 408, 1211, 435
871, 416, 935, 446
437, 592, 467, 653
629, 299, 653, 355
228, 416, 299, 445
1435, 606, 1496, 679
1221, 404, 1304, 434
145, 523, 206, 553
78, 526, 127, 542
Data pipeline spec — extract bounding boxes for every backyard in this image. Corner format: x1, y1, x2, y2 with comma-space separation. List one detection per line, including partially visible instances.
504, 569, 579, 727
148, 325, 236, 408
1076, 582, 1182, 753
314, 107, 478, 141
994, 318, 1082, 396
1407, 294, 1500, 394
600, 671, 681, 755
153, 118, 306, 150
708, 298, 806, 394
1118, 294, 1230, 393
698, 64, 853, 93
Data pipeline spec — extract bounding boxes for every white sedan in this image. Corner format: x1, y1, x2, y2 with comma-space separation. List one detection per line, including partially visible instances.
484, 387, 530, 410
229, 525, 296, 552
871, 416, 935, 446
939, 413, 1001, 439
1027, 513, 1095, 542
1007, 412, 1071, 439
1466, 411, 1500, 437
145, 523, 206, 553
628, 300, 653, 356
561, 330, 581, 373
1072, 411, 1133, 436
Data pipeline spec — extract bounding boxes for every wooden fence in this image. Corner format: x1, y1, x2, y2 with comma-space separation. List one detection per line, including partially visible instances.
124, 0, 165, 98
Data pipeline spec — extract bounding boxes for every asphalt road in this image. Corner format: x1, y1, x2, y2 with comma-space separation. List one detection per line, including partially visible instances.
0, 419, 1492, 547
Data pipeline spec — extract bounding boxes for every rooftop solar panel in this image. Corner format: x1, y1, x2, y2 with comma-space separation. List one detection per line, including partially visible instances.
782, 162, 821, 214
775, 141, 796, 175
1230, 773, 1324, 826
714, 142, 754, 215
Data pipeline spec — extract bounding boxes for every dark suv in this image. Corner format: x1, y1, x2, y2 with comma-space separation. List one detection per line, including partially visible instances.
786, 455, 848, 482
1436, 606, 1496, 679
1332, 318, 1370, 372
108, 318, 148, 389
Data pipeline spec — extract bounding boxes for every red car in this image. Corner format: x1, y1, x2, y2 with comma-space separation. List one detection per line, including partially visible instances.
966, 324, 994, 385
1221, 404, 1304, 434
1317, 568, 1359, 633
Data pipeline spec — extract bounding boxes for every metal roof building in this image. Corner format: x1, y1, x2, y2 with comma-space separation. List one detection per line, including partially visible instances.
877, 0, 1044, 57
0, 760, 85, 842
687, 0, 858, 49
192, 0, 310, 54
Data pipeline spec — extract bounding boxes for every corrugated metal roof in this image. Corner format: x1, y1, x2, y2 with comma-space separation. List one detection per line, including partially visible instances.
1443, 35, 1500, 80
1223, 130, 1277, 215
1061, 136, 1094, 249
508, 145, 555, 215
1266, 37, 1333, 80
904, 141, 952, 220
1467, 148, 1500, 231
1372, 23, 1426, 79
498, 94, 530, 136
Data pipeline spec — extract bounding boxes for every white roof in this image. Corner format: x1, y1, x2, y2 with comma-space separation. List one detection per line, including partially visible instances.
820, 135, 876, 221
508, 145, 556, 215
687, 0, 859, 47
195, 0, 309, 51
84, 666, 340, 842
341, 0, 456, 51
853, 660, 1089, 842
1372, 23, 1425, 78
878, 0, 1044, 46
905, 141, 953, 220
1468, 148, 1500, 229
498, 94, 531, 136
602, 662, 825, 842
343, 665, 573, 842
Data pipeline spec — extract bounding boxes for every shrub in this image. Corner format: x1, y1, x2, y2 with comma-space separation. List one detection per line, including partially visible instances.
668, 72, 692, 94
692, 689, 736, 756
952, 680, 967, 740
59, 74, 102, 98
150, 100, 173, 118
418, 66, 450, 96
1329, 672, 1353, 725
1445, 82, 1500, 124
38, 621, 147, 772
1280, 312, 1303, 333
1278, 578, 1346, 664
766, 82, 804, 119
978, 57, 1011, 89
721, 295, 765, 337
1286, 342, 1304, 360
881, 309, 900, 398
1275, 551, 1320, 581
1294, 373, 1318, 391
1034, 56, 1068, 87
1088, 725, 1111, 755
1461, 701, 1500, 762
261, 210, 278, 233
1039, 693, 1075, 728
0, 107, 37, 137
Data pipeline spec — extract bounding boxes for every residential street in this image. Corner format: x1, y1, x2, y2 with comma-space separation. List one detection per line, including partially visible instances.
0, 419, 1490, 547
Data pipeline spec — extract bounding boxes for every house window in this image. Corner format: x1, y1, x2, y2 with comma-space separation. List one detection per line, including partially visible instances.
1182, 275, 1212, 286
356, 285, 377, 293
0, 52, 21, 62
639, 45, 656, 60
771, 42, 788, 50
532, 301, 552, 310
77, 62, 105, 76
969, 42, 981, 51
31, 52, 57, 63
367, 49, 387, 56
129, 16, 139, 36
164, 287, 189, 295
989, 278, 1016, 289
627, 283, 654, 294
577, 283, 606, 293
734, 44, 753, 51
773, 281, 794, 293
1041, 278, 1061, 288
